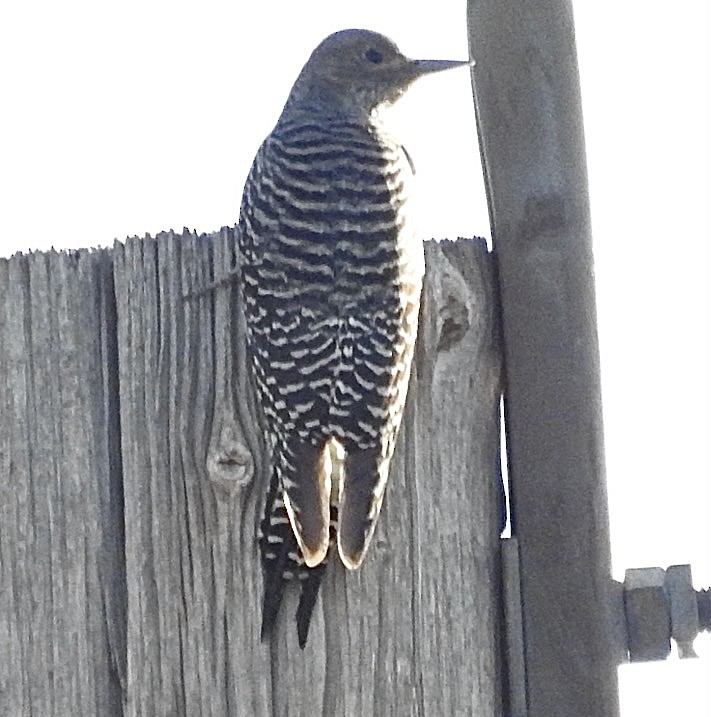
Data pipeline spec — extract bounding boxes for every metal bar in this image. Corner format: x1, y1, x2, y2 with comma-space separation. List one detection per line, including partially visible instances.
502, 537, 527, 717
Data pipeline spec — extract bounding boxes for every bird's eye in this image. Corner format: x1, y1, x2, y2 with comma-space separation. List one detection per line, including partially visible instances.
364, 48, 383, 64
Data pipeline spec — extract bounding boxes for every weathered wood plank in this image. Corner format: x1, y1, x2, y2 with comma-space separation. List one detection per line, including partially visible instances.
114, 230, 274, 716
114, 231, 501, 715
0, 249, 124, 716
3, 231, 502, 715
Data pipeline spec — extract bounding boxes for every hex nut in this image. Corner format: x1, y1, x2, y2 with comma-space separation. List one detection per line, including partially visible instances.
624, 567, 671, 661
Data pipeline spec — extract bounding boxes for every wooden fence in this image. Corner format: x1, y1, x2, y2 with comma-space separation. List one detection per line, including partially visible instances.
0, 231, 503, 716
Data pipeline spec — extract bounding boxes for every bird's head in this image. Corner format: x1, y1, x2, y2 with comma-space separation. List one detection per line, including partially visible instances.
283, 29, 470, 122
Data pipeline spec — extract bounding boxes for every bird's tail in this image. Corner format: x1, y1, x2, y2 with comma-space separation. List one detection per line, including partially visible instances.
259, 460, 338, 648
337, 446, 391, 570
279, 440, 331, 568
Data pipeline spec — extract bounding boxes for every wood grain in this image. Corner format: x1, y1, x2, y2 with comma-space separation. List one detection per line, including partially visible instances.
1, 232, 502, 716
0, 249, 124, 716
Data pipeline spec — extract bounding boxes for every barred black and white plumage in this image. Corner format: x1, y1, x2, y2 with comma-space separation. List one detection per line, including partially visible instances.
237, 29, 469, 646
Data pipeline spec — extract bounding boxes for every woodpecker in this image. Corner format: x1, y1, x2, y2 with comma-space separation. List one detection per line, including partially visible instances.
237, 28, 469, 646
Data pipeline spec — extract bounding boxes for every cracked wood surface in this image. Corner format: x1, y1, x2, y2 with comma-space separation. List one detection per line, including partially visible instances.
1, 232, 502, 716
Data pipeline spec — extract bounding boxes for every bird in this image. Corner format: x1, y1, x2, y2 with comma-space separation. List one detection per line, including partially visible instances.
237, 28, 470, 647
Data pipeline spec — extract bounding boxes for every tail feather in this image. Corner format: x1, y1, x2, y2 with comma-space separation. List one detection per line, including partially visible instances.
260, 539, 289, 643
260, 522, 324, 648
259, 467, 291, 642
259, 452, 338, 647
279, 440, 331, 568
295, 566, 327, 648
337, 446, 390, 570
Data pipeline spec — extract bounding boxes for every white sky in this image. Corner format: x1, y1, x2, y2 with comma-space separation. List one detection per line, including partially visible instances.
1, 1, 709, 713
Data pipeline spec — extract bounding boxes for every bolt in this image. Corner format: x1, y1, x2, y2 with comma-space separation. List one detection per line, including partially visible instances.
622, 564, 710, 662
697, 588, 711, 632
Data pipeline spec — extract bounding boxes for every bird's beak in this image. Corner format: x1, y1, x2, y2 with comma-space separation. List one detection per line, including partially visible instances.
410, 58, 474, 76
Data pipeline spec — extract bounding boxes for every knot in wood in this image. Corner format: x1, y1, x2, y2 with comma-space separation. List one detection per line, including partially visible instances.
207, 415, 254, 497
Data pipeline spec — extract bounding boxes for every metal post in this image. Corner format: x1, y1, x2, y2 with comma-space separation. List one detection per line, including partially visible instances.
466, 2, 620, 714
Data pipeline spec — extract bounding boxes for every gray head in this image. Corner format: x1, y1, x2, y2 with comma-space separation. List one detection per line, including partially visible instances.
282, 29, 469, 122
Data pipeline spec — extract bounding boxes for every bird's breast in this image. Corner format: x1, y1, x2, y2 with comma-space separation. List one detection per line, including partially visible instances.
238, 119, 426, 366
250, 119, 420, 288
